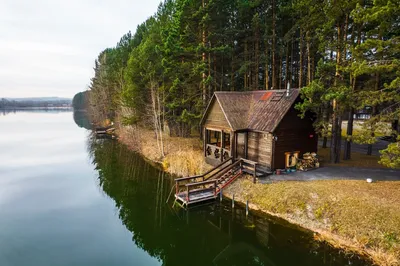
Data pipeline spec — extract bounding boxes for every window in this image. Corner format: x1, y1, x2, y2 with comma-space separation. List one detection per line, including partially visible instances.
206, 130, 230, 149
207, 130, 221, 147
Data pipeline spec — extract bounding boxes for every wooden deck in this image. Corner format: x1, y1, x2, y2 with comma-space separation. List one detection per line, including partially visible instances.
174, 158, 269, 208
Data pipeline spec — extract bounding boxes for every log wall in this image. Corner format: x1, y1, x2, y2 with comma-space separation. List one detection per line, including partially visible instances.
273, 107, 318, 169
247, 132, 273, 168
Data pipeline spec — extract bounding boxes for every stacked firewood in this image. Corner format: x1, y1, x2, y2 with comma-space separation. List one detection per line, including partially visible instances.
296, 152, 319, 171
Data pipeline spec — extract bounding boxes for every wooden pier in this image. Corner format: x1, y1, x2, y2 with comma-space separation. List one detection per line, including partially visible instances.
174, 158, 270, 208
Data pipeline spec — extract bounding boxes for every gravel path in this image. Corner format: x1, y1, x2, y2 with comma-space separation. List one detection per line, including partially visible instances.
259, 166, 400, 183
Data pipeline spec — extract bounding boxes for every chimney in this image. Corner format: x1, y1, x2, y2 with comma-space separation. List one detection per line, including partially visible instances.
286, 82, 291, 97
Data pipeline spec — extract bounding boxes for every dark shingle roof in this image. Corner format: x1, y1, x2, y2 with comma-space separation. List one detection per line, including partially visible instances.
204, 89, 300, 132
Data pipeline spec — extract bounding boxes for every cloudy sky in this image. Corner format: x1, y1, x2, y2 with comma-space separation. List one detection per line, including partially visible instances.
0, 0, 161, 98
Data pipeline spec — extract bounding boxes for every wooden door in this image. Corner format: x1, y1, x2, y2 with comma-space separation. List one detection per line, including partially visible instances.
236, 133, 246, 159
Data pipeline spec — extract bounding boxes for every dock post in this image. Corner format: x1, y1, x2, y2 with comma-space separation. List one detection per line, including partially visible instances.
246, 200, 249, 216
232, 194, 235, 208
253, 164, 257, 184
220, 189, 223, 202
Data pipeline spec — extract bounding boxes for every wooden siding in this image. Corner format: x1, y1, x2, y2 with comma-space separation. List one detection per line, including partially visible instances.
247, 132, 273, 168
204, 99, 231, 130
273, 106, 318, 169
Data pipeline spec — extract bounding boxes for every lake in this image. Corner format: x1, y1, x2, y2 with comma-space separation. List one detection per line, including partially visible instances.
0, 110, 370, 266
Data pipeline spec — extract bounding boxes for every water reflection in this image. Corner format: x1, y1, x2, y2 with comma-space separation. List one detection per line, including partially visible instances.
0, 108, 72, 116
88, 138, 370, 266
73, 111, 92, 130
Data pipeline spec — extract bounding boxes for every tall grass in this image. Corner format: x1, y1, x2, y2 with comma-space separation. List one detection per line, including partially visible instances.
119, 127, 211, 177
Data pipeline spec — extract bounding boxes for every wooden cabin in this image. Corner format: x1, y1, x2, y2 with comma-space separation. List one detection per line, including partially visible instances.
200, 89, 318, 171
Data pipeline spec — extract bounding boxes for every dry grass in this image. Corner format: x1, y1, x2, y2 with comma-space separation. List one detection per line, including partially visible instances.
118, 126, 212, 176
224, 178, 400, 265
318, 146, 385, 168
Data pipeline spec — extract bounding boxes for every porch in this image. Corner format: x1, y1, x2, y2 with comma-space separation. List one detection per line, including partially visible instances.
203, 128, 233, 166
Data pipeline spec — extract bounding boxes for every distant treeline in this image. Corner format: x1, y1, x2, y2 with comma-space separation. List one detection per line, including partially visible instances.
0, 98, 72, 108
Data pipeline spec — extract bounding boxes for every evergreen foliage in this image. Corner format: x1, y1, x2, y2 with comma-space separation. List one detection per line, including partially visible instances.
86, 0, 399, 166
72, 91, 89, 110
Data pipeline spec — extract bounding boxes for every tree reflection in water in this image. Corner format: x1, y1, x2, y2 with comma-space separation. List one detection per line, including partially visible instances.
87, 137, 370, 266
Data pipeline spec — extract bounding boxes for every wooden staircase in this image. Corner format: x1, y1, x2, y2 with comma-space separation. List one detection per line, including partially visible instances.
174, 158, 270, 208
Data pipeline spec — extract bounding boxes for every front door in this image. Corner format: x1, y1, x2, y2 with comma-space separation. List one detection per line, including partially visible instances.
236, 132, 246, 159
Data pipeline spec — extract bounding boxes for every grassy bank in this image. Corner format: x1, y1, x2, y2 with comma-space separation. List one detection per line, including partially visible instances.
224, 178, 400, 265
118, 126, 211, 177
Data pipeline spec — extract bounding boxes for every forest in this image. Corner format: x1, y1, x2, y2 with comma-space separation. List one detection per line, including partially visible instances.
83, 0, 400, 167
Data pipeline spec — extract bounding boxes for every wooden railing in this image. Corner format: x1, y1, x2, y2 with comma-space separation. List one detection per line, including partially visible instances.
175, 157, 233, 197
239, 159, 258, 183
185, 180, 218, 202
174, 157, 266, 206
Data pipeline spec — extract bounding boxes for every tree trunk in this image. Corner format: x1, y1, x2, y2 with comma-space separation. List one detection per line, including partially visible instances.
265, 14, 269, 90
331, 100, 340, 163
271, 0, 276, 89
322, 102, 330, 148
220, 56, 223, 91
344, 16, 357, 160
323, 137, 328, 148
299, 28, 303, 88
392, 120, 399, 134
150, 83, 165, 157
367, 85, 378, 156
208, 42, 211, 96
279, 56, 282, 90
231, 48, 234, 91
244, 39, 248, 89
285, 42, 290, 89
306, 30, 311, 85
290, 35, 294, 86
343, 108, 354, 160
255, 20, 260, 90
201, 0, 207, 107
265, 43, 269, 90
331, 23, 343, 164
213, 52, 217, 92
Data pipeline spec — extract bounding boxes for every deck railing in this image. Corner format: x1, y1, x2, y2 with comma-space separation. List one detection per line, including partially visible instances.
174, 157, 268, 207
175, 157, 233, 197
240, 159, 258, 183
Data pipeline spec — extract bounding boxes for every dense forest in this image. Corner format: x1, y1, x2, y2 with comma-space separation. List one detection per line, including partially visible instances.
85, 0, 400, 167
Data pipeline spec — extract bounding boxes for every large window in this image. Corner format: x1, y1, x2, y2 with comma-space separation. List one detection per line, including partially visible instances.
207, 130, 221, 146
206, 130, 230, 149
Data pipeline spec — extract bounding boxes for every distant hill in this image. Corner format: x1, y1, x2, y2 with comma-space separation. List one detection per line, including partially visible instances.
5, 97, 72, 102
0, 97, 72, 108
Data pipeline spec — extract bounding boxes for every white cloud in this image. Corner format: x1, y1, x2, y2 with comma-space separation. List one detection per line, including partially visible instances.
0, 0, 161, 98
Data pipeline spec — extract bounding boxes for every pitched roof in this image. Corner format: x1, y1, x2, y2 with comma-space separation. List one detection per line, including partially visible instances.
201, 89, 300, 132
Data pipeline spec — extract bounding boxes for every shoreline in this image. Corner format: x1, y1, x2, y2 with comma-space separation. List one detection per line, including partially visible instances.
222, 185, 375, 264
117, 126, 399, 266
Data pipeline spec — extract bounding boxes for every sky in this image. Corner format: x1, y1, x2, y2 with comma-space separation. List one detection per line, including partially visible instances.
0, 0, 162, 98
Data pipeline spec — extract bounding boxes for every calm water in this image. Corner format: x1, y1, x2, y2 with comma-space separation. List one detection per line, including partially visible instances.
0, 110, 370, 266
